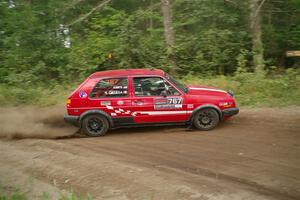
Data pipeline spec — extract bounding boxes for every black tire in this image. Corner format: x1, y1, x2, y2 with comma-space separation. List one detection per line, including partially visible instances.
82, 114, 109, 137
193, 108, 220, 131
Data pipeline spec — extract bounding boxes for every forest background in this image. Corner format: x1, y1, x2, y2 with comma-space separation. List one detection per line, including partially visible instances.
0, 0, 299, 106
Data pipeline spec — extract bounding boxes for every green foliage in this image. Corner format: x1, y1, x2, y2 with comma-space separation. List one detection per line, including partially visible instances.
173, 0, 250, 75
0, 1, 70, 84
183, 68, 300, 107
0, 187, 91, 200
0, 81, 78, 106
115, 9, 166, 69
66, 7, 126, 78
0, 69, 298, 107
0, 189, 28, 200
58, 191, 92, 200
262, 0, 300, 68
0, 0, 299, 106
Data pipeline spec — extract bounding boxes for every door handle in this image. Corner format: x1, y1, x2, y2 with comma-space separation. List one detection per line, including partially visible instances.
133, 100, 144, 105
133, 100, 143, 103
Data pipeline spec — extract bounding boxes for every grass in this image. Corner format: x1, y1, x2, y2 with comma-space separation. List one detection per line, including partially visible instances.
0, 189, 28, 200
0, 69, 299, 107
0, 83, 76, 106
0, 188, 92, 200
182, 68, 300, 107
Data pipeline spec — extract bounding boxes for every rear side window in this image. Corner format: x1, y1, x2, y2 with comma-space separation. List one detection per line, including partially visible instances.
90, 78, 128, 98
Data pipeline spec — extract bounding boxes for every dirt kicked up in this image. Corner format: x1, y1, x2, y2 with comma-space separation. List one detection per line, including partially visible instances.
0, 106, 77, 139
0, 106, 299, 200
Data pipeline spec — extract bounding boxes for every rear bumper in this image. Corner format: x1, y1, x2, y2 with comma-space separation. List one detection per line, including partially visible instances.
64, 115, 80, 127
222, 107, 239, 117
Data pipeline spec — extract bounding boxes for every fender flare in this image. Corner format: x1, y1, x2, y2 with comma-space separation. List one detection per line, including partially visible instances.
189, 104, 223, 122
79, 109, 114, 128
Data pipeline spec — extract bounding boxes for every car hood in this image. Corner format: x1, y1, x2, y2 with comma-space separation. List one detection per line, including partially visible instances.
187, 85, 228, 96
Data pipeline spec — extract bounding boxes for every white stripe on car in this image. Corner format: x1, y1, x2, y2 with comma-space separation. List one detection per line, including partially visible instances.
189, 87, 227, 93
137, 110, 193, 115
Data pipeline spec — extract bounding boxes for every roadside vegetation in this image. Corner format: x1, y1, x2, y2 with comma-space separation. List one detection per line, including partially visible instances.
0, 0, 299, 107
0, 68, 299, 107
0, 188, 92, 200
183, 68, 300, 107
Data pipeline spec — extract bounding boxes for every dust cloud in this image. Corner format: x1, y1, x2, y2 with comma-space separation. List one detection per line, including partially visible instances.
0, 106, 77, 139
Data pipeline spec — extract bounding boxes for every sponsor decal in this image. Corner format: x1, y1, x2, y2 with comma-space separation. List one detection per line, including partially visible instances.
187, 104, 194, 109
154, 97, 183, 110
155, 104, 182, 109
112, 85, 128, 89
79, 91, 87, 98
117, 100, 124, 105
105, 90, 123, 95
174, 104, 182, 108
101, 101, 111, 106
154, 98, 168, 105
104, 85, 128, 95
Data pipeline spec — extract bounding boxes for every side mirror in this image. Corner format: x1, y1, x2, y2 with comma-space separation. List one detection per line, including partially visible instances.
161, 90, 167, 97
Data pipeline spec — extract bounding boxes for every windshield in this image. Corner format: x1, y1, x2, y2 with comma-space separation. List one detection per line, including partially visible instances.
166, 74, 188, 93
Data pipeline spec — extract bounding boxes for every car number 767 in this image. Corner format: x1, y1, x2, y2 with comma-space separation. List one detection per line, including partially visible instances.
167, 98, 182, 104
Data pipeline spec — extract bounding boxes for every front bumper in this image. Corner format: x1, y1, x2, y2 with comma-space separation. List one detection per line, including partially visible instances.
222, 107, 239, 117
64, 115, 80, 127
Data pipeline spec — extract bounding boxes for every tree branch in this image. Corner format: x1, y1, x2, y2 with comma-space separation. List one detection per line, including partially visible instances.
67, 0, 112, 27
64, 0, 86, 12
255, 0, 267, 17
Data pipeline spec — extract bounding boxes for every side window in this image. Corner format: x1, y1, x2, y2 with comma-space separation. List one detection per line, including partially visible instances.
90, 78, 128, 98
165, 81, 180, 96
133, 77, 180, 96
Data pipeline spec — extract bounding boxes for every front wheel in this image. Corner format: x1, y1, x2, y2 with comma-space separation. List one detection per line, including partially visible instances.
82, 114, 109, 137
193, 108, 220, 131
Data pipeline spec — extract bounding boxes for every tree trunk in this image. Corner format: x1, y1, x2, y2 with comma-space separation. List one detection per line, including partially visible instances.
150, 0, 153, 32
249, 0, 265, 73
161, 0, 177, 73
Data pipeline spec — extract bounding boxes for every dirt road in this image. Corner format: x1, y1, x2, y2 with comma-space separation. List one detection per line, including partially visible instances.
0, 107, 299, 200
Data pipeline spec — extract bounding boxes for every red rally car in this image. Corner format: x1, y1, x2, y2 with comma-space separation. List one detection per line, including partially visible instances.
64, 69, 239, 136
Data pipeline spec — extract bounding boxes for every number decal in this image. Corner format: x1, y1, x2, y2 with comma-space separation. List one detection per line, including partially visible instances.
167, 98, 182, 104
154, 97, 183, 110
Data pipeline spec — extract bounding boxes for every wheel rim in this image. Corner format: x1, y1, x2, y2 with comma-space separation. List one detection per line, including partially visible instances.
197, 110, 214, 128
87, 117, 103, 135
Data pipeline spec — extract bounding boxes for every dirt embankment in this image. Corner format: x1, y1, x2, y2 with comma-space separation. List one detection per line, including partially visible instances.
0, 106, 299, 200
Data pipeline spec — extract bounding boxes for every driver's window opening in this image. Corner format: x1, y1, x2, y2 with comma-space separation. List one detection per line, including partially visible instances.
90, 78, 128, 98
133, 77, 180, 96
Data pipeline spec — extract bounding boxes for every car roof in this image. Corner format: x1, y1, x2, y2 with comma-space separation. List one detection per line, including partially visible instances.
89, 68, 165, 79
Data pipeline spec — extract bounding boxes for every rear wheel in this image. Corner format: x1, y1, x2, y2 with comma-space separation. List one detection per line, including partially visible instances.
193, 108, 220, 131
82, 114, 109, 137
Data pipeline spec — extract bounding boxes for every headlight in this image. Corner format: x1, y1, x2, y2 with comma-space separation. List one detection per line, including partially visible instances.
219, 102, 233, 108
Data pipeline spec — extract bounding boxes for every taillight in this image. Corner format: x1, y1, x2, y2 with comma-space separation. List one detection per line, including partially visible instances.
66, 99, 71, 107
